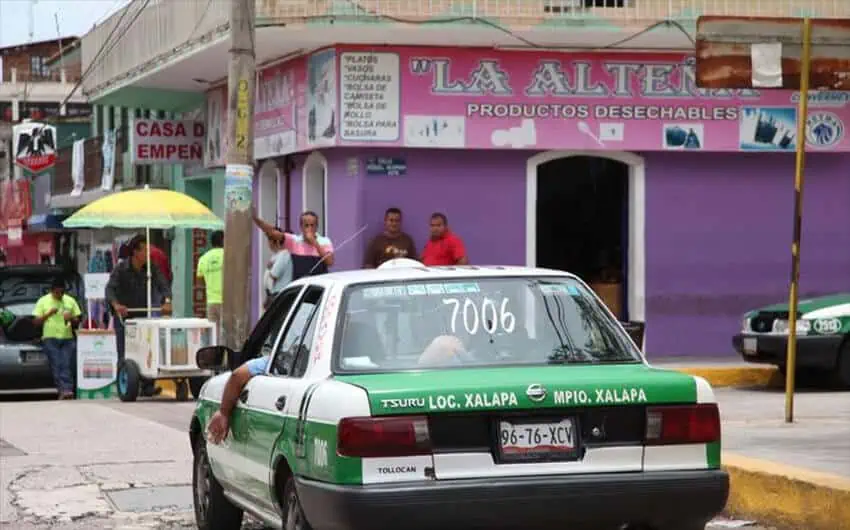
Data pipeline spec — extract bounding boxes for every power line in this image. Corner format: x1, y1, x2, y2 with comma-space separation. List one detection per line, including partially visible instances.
61, 0, 149, 106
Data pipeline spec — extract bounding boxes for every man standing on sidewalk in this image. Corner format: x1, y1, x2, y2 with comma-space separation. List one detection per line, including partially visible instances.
106, 234, 172, 397
363, 207, 418, 268
252, 210, 335, 280
33, 277, 81, 399
196, 231, 224, 327
421, 212, 469, 266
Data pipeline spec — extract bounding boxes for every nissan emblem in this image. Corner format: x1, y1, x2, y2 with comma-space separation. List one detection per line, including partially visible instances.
526, 384, 547, 402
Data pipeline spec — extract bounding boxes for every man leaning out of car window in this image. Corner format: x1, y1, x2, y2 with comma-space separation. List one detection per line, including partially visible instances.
207, 355, 269, 443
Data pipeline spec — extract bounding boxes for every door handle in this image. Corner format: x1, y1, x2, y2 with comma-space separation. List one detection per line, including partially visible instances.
275, 395, 286, 411
239, 389, 249, 403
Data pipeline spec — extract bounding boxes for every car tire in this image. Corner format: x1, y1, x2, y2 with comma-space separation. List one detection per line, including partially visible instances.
282, 475, 314, 530
193, 436, 243, 530
837, 340, 850, 388
189, 377, 208, 400
117, 359, 141, 402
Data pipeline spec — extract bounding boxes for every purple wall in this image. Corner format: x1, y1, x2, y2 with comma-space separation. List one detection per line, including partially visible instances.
338, 147, 528, 267
257, 147, 850, 358
643, 151, 850, 357
341, 148, 850, 358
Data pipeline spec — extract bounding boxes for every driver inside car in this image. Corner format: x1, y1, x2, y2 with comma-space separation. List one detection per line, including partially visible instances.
417, 335, 466, 366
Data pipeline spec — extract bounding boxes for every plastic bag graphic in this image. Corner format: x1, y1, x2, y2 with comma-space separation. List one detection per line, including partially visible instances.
665, 126, 687, 147
684, 129, 701, 148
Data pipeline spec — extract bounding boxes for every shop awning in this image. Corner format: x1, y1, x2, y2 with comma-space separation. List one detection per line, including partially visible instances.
26, 213, 68, 232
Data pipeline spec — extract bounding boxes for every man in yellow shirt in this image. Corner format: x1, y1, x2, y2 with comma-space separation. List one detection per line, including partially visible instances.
33, 277, 82, 399
197, 231, 224, 329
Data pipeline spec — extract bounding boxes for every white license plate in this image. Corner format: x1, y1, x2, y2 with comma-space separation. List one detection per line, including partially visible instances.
498, 418, 577, 459
22, 351, 46, 363
743, 337, 758, 355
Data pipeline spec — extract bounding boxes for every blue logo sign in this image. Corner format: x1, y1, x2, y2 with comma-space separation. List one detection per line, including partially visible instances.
806, 112, 844, 148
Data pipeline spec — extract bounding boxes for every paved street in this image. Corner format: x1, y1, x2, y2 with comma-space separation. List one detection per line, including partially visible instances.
0, 393, 792, 529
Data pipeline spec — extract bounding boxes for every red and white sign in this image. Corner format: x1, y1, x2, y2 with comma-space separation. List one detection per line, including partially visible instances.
131, 119, 205, 164
12, 122, 57, 173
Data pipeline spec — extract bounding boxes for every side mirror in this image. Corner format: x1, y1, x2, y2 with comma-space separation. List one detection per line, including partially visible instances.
620, 321, 645, 350
196, 345, 233, 371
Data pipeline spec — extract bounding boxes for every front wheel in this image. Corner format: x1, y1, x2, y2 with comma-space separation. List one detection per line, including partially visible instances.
193, 436, 243, 530
117, 359, 141, 402
283, 475, 314, 530
837, 341, 850, 388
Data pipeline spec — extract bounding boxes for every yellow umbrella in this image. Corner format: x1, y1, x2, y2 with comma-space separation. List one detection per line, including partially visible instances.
63, 185, 224, 316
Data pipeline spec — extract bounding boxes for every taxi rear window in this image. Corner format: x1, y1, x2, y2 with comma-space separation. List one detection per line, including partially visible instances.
332, 277, 641, 373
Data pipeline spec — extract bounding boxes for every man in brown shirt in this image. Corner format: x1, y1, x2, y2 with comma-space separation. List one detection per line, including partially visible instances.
363, 207, 418, 268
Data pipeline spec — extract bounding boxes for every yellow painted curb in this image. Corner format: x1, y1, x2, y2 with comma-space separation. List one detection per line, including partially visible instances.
673, 366, 782, 388
723, 452, 850, 530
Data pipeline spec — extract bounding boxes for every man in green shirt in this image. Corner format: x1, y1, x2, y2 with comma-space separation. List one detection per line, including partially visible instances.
33, 277, 82, 399
197, 231, 224, 329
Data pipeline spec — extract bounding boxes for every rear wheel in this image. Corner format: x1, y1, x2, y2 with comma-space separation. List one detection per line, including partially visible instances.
193, 436, 243, 530
117, 360, 140, 402
283, 475, 313, 530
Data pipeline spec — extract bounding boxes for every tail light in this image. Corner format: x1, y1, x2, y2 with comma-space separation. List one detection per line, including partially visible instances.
645, 404, 720, 445
337, 415, 432, 458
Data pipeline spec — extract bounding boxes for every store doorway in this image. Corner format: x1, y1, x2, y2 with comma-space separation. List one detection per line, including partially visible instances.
534, 155, 629, 320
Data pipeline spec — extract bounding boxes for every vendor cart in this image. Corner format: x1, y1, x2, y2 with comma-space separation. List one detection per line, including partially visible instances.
119, 317, 216, 402
62, 186, 225, 403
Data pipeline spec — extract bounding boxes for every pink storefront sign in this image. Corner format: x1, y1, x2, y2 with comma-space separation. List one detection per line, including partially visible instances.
333, 45, 850, 153
255, 59, 301, 159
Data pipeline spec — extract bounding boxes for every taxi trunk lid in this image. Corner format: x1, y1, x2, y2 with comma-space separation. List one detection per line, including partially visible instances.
336, 364, 702, 479
336, 364, 698, 415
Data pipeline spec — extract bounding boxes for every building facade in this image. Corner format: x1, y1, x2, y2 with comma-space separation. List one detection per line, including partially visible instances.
0, 37, 90, 266
78, 0, 850, 357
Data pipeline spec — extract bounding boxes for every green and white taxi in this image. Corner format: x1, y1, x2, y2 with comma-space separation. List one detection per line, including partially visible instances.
189, 264, 729, 530
733, 293, 850, 386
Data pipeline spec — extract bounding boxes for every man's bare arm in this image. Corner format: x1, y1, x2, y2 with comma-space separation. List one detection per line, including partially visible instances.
252, 212, 286, 241
219, 365, 253, 418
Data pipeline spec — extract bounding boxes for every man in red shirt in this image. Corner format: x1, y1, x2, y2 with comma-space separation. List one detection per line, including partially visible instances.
148, 244, 172, 284
421, 212, 468, 266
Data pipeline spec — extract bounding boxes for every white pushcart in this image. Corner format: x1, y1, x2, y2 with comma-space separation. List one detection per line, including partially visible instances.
117, 317, 216, 401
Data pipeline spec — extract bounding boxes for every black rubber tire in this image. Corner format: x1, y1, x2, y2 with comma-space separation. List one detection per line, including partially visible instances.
283, 475, 314, 530
175, 379, 190, 401
189, 376, 208, 400
193, 436, 243, 530
117, 359, 141, 402
837, 340, 850, 388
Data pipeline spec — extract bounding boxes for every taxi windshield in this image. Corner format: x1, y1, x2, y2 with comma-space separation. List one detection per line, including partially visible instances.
333, 277, 642, 373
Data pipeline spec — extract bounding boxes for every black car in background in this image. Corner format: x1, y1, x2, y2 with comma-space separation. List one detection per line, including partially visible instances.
0, 265, 83, 394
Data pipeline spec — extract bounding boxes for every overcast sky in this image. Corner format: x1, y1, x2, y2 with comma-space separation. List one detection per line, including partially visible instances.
0, 0, 131, 48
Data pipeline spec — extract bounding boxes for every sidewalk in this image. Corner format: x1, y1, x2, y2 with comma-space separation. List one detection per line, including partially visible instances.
0, 400, 195, 528
716, 387, 850, 530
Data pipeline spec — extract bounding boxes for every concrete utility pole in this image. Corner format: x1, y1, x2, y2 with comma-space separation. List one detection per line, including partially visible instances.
221, 0, 256, 352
